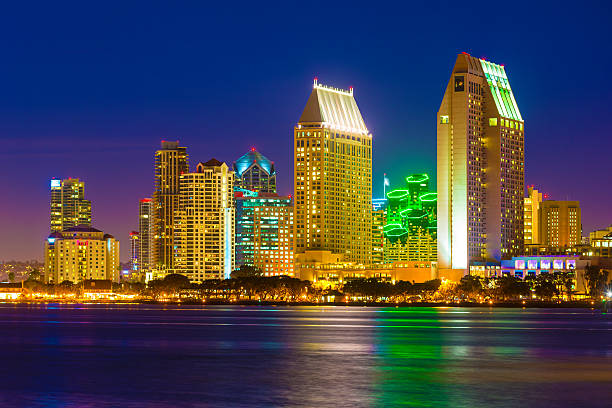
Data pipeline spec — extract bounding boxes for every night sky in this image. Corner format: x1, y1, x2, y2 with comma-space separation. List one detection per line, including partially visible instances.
1, 1, 610, 261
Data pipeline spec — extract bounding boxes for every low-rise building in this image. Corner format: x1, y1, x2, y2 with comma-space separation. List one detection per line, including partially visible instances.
296, 250, 462, 289
44, 225, 120, 284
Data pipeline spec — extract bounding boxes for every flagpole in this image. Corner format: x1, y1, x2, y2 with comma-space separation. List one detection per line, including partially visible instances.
383, 173, 386, 198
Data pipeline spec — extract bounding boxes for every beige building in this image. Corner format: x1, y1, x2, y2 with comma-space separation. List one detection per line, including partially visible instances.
524, 186, 542, 244
175, 159, 234, 282
587, 226, 612, 258
540, 200, 581, 248
295, 250, 462, 289
294, 79, 372, 264
437, 53, 524, 269
153, 141, 189, 273
50, 178, 91, 232
44, 226, 119, 284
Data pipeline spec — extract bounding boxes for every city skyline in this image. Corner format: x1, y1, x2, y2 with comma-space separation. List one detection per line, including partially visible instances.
1, 2, 611, 261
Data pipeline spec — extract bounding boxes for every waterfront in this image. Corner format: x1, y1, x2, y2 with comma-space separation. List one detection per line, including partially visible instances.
0, 305, 610, 407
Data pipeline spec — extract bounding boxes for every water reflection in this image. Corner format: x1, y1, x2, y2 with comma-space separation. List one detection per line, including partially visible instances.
0, 304, 610, 407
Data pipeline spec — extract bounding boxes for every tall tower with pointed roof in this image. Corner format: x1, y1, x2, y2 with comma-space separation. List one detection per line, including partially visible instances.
437, 53, 524, 269
294, 79, 372, 264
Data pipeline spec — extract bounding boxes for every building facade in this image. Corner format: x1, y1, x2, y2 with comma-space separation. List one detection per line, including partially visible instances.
540, 200, 581, 248
153, 141, 188, 273
138, 198, 153, 272
233, 149, 276, 193
372, 205, 386, 264
235, 193, 294, 276
383, 174, 437, 262
294, 79, 372, 264
588, 226, 612, 258
175, 159, 234, 282
50, 178, 91, 232
437, 53, 525, 269
44, 226, 119, 283
524, 186, 542, 245
129, 231, 139, 272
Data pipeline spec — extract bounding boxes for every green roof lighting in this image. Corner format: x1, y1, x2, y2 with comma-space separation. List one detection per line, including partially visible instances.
419, 192, 438, 202
406, 174, 429, 184
386, 189, 409, 200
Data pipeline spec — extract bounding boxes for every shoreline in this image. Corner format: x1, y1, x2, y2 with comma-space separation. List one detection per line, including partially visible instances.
0, 299, 605, 309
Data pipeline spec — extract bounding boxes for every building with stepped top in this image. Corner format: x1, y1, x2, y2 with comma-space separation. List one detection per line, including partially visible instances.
294, 79, 372, 265
437, 53, 525, 269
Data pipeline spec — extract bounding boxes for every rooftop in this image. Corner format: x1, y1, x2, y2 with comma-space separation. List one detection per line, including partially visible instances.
298, 79, 369, 135
63, 225, 102, 233
233, 149, 275, 177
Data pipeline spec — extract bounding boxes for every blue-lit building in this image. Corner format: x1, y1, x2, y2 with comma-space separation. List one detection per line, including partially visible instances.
235, 192, 294, 276
233, 149, 276, 194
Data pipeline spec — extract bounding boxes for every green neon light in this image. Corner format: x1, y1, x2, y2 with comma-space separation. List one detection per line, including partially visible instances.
419, 192, 438, 202
399, 208, 415, 217
405, 211, 427, 220
406, 174, 429, 184
386, 189, 409, 200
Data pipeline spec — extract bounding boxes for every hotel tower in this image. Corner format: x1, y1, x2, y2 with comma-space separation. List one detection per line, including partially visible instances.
294, 79, 372, 264
437, 53, 524, 269
153, 140, 189, 272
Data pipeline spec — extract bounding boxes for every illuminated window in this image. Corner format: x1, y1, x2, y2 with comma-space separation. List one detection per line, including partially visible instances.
440, 115, 449, 124
489, 118, 498, 126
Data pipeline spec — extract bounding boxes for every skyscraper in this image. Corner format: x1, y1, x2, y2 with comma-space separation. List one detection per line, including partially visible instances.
153, 141, 188, 273
294, 79, 372, 264
437, 53, 524, 269
138, 198, 153, 272
50, 178, 91, 232
175, 159, 234, 282
235, 193, 294, 276
129, 231, 139, 272
233, 149, 276, 193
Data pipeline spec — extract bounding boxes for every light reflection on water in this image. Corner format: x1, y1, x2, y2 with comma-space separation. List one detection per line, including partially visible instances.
0, 304, 610, 407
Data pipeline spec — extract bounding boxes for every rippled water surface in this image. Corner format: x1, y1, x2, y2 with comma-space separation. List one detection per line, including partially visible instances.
0, 304, 610, 407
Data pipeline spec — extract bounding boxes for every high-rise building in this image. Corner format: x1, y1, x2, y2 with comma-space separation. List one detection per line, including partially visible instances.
294, 79, 372, 264
383, 174, 437, 262
44, 226, 119, 283
372, 205, 386, 264
540, 200, 581, 248
233, 149, 277, 193
235, 193, 294, 276
138, 198, 153, 272
437, 53, 525, 269
175, 159, 234, 282
153, 141, 188, 273
50, 178, 91, 232
129, 231, 139, 272
524, 186, 543, 245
